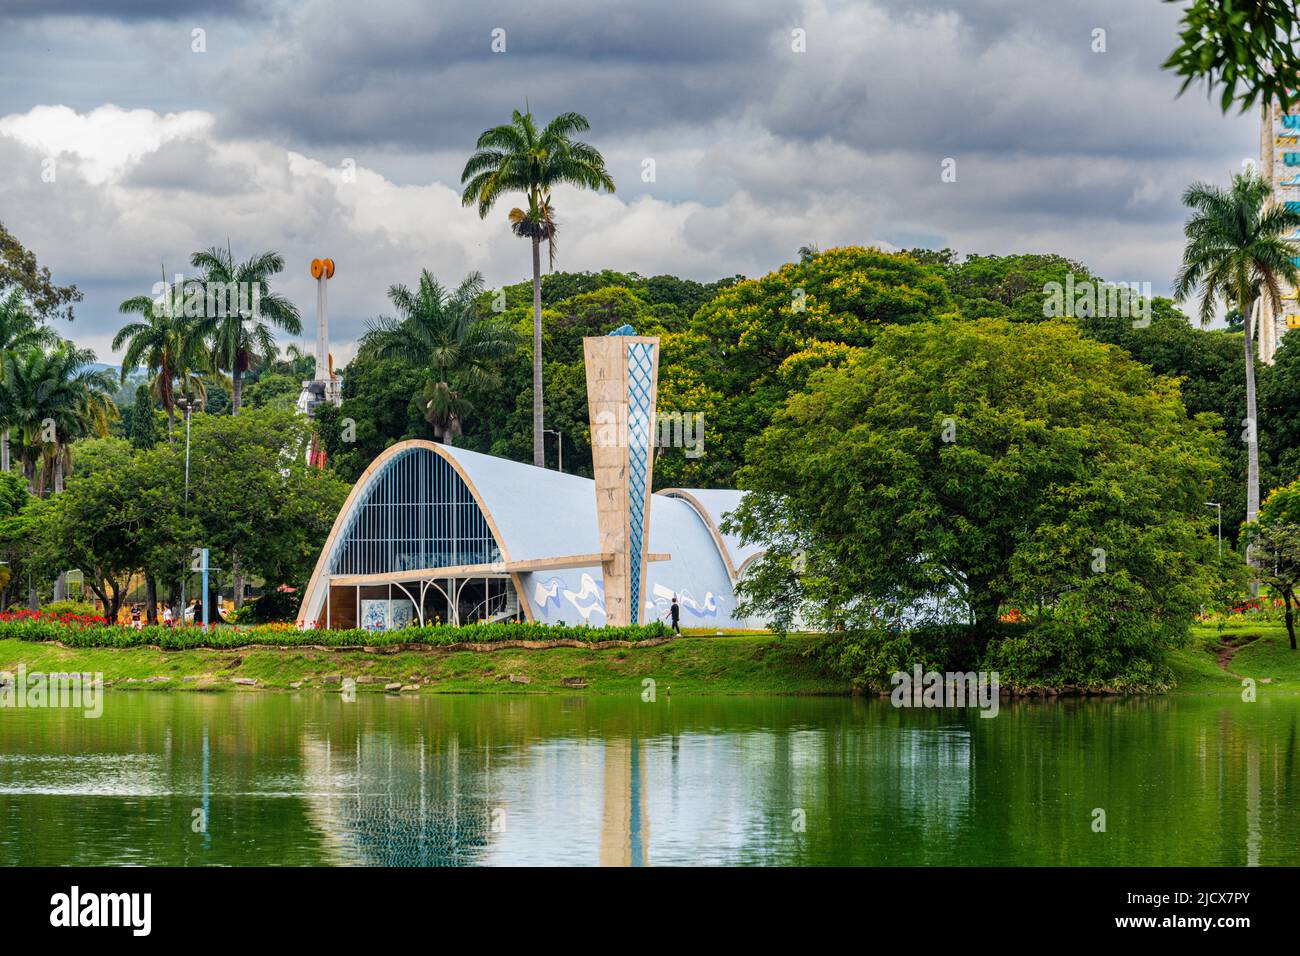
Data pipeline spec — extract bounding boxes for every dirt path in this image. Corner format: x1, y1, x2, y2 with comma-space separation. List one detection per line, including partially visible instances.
1216, 633, 1261, 676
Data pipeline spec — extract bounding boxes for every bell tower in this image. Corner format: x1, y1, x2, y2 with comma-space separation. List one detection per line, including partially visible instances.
583, 325, 660, 626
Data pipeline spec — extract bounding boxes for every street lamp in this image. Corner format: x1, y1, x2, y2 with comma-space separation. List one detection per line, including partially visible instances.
543, 428, 565, 473
177, 397, 197, 615
1205, 501, 1222, 559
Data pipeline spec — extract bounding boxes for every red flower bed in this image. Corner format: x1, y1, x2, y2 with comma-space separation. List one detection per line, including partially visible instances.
0, 608, 108, 627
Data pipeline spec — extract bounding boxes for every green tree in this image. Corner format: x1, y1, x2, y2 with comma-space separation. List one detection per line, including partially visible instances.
122, 384, 163, 450
727, 318, 1222, 644
0, 470, 32, 608
114, 283, 211, 439
906, 249, 1099, 323
26, 436, 192, 623
0, 220, 81, 321
658, 246, 955, 486
362, 270, 518, 442
243, 372, 301, 411
1173, 170, 1300, 542
1081, 297, 1250, 544
183, 407, 348, 607
1163, 0, 1300, 112
1249, 477, 1300, 649
188, 247, 302, 413
0, 341, 116, 496
461, 108, 615, 466
0, 288, 58, 471
317, 358, 431, 483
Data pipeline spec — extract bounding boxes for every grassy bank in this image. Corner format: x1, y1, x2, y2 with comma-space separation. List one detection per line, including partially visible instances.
1168, 625, 1300, 694
0, 632, 846, 696
5, 624, 1297, 697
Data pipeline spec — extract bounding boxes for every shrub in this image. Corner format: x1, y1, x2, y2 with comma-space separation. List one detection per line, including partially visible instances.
241, 588, 303, 624
0, 612, 671, 650
40, 600, 99, 618
815, 625, 947, 693
980, 616, 1175, 690
816, 617, 1178, 692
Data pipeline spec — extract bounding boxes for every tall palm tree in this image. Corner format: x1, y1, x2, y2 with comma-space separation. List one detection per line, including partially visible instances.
461, 108, 615, 466
0, 340, 116, 496
114, 283, 211, 441
188, 246, 301, 413
1174, 170, 1300, 563
363, 270, 518, 442
0, 289, 58, 471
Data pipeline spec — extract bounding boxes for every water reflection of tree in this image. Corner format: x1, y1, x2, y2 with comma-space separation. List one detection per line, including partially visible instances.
300, 733, 493, 866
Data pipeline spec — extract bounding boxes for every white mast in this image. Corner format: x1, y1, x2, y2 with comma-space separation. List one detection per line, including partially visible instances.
297, 257, 340, 414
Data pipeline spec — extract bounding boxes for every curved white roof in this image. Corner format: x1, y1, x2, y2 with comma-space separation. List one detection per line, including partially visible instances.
656, 488, 764, 579
298, 440, 767, 629
438, 444, 601, 562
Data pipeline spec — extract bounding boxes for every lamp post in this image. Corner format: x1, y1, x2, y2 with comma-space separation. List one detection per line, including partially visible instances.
1206, 501, 1222, 559
178, 398, 196, 616
544, 428, 565, 473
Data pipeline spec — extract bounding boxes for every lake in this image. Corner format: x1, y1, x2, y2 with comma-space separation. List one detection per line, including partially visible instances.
0, 691, 1296, 866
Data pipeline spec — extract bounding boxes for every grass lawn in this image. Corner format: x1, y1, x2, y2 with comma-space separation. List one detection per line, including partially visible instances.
1169, 625, 1300, 695
8, 624, 1297, 698
0, 632, 847, 696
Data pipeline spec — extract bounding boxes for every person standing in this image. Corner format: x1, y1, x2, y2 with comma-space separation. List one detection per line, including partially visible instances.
162, 604, 173, 627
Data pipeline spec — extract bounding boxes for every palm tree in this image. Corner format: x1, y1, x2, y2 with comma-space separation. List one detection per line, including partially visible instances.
114, 283, 211, 441
1174, 170, 1300, 567
461, 108, 615, 466
363, 270, 518, 442
0, 289, 57, 471
0, 341, 116, 496
188, 246, 301, 413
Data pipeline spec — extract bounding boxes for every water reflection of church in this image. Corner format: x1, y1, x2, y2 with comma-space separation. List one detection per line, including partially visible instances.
298, 730, 650, 867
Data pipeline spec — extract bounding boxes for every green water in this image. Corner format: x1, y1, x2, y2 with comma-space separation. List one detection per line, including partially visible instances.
0, 691, 1296, 866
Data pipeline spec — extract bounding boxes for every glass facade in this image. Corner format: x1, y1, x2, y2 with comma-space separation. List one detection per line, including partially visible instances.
626, 340, 657, 621
329, 446, 501, 576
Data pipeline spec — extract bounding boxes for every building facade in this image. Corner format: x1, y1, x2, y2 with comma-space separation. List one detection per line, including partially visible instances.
1257, 99, 1300, 363
296, 329, 766, 631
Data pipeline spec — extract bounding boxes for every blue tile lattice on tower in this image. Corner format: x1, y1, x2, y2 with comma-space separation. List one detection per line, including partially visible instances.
329, 446, 500, 576
626, 341, 656, 623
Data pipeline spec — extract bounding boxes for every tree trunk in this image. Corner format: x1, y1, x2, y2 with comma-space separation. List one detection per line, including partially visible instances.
232, 550, 244, 610
531, 233, 544, 468
166, 403, 175, 443
1287, 592, 1298, 651
145, 574, 158, 625
1244, 297, 1261, 595
231, 369, 243, 415
1, 429, 9, 472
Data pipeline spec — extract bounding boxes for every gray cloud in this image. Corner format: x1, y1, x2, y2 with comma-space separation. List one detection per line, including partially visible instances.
0, 0, 259, 20
0, 0, 1261, 359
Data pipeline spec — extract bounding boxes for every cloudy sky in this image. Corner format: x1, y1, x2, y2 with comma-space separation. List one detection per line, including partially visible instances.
0, 0, 1255, 365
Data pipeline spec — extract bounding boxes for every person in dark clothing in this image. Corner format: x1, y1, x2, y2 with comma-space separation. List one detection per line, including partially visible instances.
667, 596, 681, 635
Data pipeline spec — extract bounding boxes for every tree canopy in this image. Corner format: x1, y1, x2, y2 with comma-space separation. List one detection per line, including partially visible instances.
726, 318, 1225, 645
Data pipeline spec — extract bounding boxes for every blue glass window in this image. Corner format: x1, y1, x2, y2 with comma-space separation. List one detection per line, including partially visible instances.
329, 447, 501, 575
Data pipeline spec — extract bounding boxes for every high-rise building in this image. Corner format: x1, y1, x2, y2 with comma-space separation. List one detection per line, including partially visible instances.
1256, 99, 1300, 363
